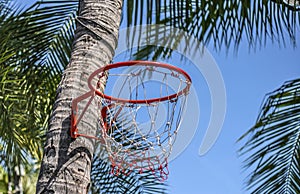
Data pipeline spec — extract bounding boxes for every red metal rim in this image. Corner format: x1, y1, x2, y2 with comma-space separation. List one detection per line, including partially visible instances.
88, 60, 192, 104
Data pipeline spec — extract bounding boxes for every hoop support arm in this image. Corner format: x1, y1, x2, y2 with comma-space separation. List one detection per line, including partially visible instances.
71, 90, 95, 138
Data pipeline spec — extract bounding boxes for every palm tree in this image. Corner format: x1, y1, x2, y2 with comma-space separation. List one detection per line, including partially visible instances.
238, 79, 300, 193
1, 0, 299, 193
0, 0, 75, 192
35, 0, 124, 193
1, 1, 166, 193
124, 0, 299, 55
35, 0, 300, 193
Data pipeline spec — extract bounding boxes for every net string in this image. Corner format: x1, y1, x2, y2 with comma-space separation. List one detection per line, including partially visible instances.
96, 65, 190, 180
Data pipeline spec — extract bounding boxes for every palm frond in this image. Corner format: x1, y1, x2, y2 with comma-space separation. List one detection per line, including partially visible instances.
1, 0, 77, 75
0, 65, 55, 164
238, 78, 300, 194
12, 0, 77, 74
0, 0, 77, 178
91, 156, 167, 194
124, 0, 300, 54
27, 0, 77, 74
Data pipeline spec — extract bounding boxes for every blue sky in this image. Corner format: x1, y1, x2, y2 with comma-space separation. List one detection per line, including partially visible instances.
167, 40, 299, 193
15, 0, 300, 193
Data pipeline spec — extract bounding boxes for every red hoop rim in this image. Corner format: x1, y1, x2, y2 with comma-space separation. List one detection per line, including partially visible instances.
88, 60, 192, 104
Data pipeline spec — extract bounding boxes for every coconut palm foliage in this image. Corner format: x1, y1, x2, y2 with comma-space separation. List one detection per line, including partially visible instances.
91, 156, 167, 193
238, 79, 300, 194
0, 0, 76, 192
123, 0, 300, 60
2, 0, 299, 193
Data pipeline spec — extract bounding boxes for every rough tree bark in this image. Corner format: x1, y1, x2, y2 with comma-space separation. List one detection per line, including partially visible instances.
36, 0, 123, 193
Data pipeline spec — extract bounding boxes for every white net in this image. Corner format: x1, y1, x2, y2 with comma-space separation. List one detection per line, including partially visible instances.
94, 61, 191, 180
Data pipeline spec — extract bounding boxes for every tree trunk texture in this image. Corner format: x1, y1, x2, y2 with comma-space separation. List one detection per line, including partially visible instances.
36, 0, 123, 193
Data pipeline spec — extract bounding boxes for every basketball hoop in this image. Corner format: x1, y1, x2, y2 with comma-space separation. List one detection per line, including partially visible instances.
71, 61, 192, 181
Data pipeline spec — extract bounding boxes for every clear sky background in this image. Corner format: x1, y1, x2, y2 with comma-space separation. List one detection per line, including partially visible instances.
15, 0, 300, 193
167, 40, 299, 194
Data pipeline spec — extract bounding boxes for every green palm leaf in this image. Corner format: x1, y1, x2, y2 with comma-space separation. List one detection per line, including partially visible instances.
1, 0, 77, 192
0, 0, 77, 163
238, 78, 300, 194
91, 156, 167, 194
15, 1, 77, 74
124, 0, 300, 57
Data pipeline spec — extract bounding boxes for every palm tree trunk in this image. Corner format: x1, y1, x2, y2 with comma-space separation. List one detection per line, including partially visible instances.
36, 0, 123, 193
